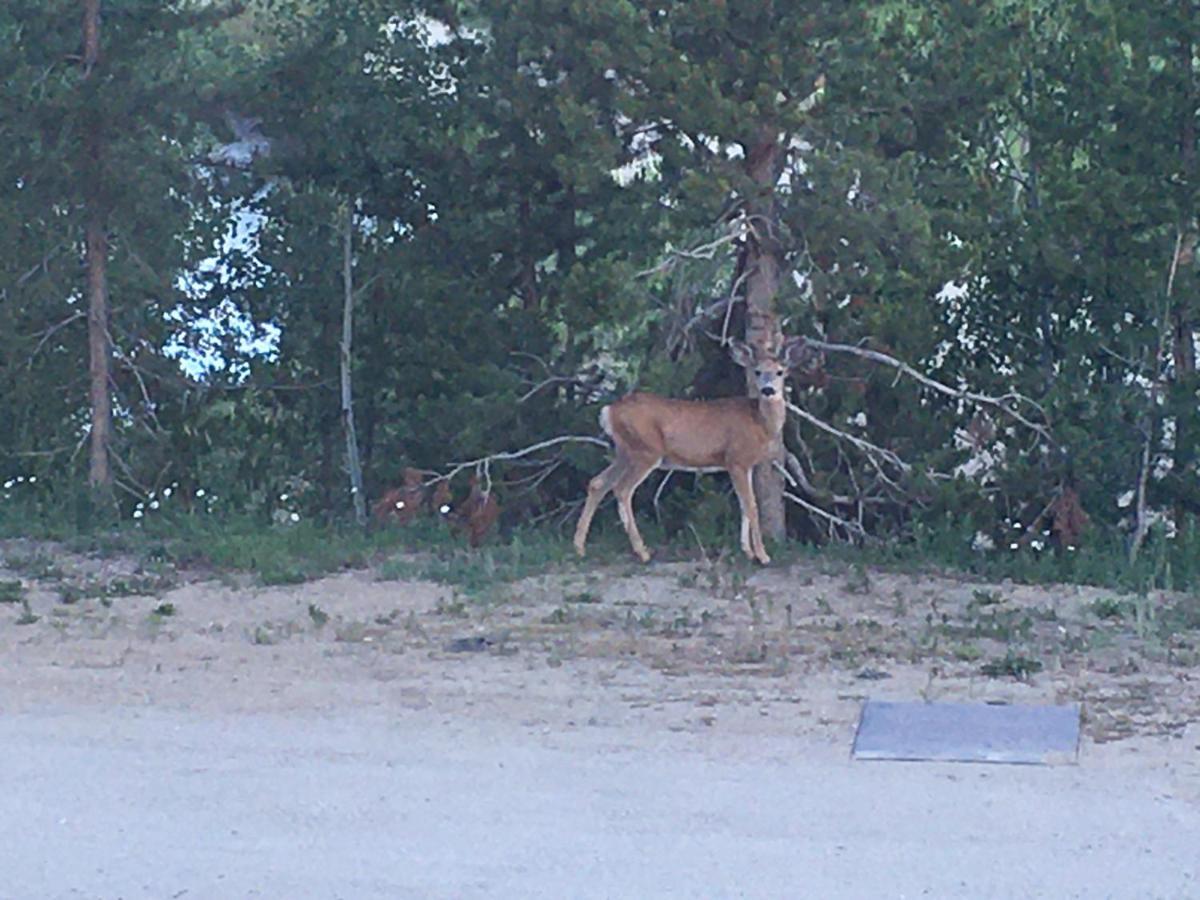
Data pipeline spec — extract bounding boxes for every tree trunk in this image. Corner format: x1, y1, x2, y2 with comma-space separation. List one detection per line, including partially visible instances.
742, 124, 787, 542
1170, 12, 1198, 521
340, 206, 367, 525
83, 0, 112, 490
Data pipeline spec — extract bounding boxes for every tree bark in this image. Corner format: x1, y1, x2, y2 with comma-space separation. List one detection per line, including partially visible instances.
83, 0, 112, 490
741, 124, 787, 542
340, 206, 367, 525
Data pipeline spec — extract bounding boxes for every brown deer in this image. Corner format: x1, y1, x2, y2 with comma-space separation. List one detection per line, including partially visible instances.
573, 337, 821, 565
372, 468, 454, 526
372, 467, 429, 525
451, 473, 501, 547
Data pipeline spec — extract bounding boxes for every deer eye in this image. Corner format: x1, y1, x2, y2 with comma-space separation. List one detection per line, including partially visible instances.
777, 370, 784, 377
754, 369, 762, 377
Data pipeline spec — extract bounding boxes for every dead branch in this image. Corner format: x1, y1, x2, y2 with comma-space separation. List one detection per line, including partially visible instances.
1129, 424, 1154, 562
783, 490, 869, 543
786, 400, 910, 481
805, 338, 1053, 443
26, 310, 86, 368
635, 224, 745, 280
430, 435, 611, 487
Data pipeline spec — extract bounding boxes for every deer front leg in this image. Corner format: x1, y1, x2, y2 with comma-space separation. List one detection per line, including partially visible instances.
730, 467, 770, 564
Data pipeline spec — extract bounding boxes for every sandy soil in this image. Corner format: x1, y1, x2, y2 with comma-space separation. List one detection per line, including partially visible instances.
1, 539, 1198, 897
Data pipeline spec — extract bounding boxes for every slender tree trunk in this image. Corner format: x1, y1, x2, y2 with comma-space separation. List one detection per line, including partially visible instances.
1171, 11, 1198, 522
82, 0, 112, 490
340, 206, 367, 525
1172, 16, 1196, 381
742, 124, 787, 542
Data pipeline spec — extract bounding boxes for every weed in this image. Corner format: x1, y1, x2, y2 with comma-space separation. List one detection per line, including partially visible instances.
1088, 597, 1127, 620
4, 552, 63, 581
0, 580, 24, 603
308, 603, 330, 627
951, 643, 984, 662
16, 599, 38, 626
433, 596, 470, 618
971, 589, 1003, 606
844, 564, 872, 595
380, 531, 571, 595
980, 652, 1044, 680
565, 590, 600, 604
151, 602, 176, 617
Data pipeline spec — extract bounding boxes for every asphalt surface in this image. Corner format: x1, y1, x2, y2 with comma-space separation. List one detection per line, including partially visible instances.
2, 707, 1197, 899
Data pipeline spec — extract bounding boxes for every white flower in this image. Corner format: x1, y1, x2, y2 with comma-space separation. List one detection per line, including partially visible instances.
971, 532, 995, 552
439, 504, 451, 515
133, 510, 144, 519
196, 488, 206, 497
1116, 489, 1135, 509
290, 512, 300, 523
149, 500, 160, 510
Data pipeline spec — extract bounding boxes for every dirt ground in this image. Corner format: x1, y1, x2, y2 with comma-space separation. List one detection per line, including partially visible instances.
1, 538, 1198, 897
2, 537, 1198, 744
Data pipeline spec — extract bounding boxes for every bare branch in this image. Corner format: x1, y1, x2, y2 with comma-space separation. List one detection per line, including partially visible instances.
430, 435, 611, 486
783, 490, 869, 543
635, 225, 745, 280
26, 310, 86, 368
786, 400, 910, 478
805, 338, 1053, 443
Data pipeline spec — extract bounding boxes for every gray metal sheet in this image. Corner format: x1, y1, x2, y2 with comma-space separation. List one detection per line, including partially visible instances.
852, 700, 1081, 765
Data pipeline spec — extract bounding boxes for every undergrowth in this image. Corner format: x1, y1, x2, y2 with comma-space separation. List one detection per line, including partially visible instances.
2, 491, 1199, 597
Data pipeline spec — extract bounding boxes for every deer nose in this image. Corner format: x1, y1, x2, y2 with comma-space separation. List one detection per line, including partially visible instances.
760, 386, 776, 397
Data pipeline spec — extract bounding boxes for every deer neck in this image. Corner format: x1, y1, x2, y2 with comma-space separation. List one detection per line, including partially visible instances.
756, 394, 787, 437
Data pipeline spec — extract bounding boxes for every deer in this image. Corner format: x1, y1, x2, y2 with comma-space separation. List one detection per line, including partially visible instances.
573, 337, 822, 565
372, 467, 452, 526
450, 473, 501, 547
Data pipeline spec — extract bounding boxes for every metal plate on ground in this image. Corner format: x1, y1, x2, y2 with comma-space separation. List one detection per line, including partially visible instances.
852, 700, 1081, 765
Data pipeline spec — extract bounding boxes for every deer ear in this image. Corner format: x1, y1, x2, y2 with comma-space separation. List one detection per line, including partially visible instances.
782, 336, 816, 370
728, 340, 755, 368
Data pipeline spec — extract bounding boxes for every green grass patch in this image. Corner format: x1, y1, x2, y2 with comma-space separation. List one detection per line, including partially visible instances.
380, 529, 578, 595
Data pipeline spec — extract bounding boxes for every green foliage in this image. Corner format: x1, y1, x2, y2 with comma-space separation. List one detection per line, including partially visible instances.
2, 1, 1198, 585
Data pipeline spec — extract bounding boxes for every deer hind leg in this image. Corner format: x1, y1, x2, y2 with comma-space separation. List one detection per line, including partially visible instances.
612, 455, 661, 563
573, 457, 629, 557
729, 466, 770, 565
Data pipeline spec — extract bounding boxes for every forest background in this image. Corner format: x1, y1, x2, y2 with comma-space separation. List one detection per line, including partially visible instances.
2, 0, 1198, 590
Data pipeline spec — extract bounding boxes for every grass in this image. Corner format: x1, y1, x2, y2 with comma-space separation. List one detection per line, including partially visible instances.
378, 529, 585, 596
774, 514, 1200, 595
4, 489, 1200, 607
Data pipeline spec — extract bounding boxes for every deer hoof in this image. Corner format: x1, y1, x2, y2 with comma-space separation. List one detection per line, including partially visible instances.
634, 548, 652, 564
573, 542, 587, 558
756, 552, 772, 565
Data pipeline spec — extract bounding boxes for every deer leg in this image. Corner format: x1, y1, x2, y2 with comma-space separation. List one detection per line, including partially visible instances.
612, 456, 660, 563
730, 467, 770, 564
573, 458, 628, 557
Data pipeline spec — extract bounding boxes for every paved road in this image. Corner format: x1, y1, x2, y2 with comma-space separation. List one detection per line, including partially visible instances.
2, 707, 1197, 899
